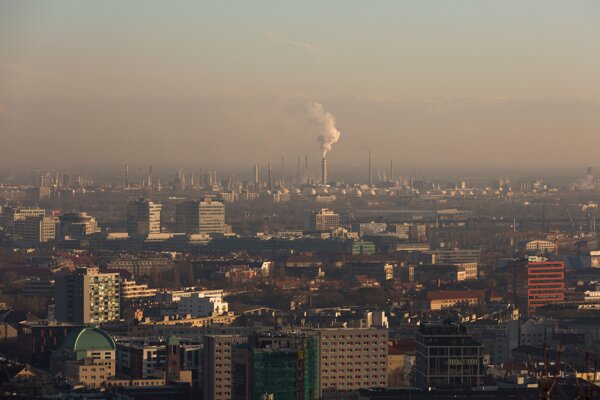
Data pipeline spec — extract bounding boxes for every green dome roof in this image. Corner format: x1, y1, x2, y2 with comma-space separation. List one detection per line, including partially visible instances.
61, 327, 116, 353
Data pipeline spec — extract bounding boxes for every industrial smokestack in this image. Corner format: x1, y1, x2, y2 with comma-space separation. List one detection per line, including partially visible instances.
322, 157, 328, 186
390, 159, 394, 182
124, 164, 129, 187
368, 150, 373, 186
254, 164, 260, 186
267, 163, 272, 189
281, 154, 285, 187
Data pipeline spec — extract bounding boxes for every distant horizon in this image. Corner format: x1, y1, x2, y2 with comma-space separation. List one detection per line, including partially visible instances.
0, 162, 595, 185
2, 2, 600, 168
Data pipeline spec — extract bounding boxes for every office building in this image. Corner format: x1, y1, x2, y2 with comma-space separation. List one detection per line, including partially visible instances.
304, 208, 340, 232
507, 259, 565, 313
353, 222, 387, 236
232, 332, 320, 400
126, 198, 162, 235
18, 320, 82, 367
117, 339, 166, 379
177, 291, 228, 318
58, 212, 100, 238
418, 248, 481, 265
15, 215, 58, 243
203, 335, 248, 400
55, 267, 120, 324
389, 223, 427, 241
1, 207, 46, 234
175, 198, 226, 234
415, 322, 484, 389
317, 327, 388, 398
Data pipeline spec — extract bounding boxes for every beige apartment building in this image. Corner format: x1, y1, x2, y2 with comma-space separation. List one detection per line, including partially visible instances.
317, 327, 388, 399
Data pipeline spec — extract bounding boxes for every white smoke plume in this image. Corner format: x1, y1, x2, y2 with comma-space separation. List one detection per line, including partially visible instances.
309, 102, 341, 157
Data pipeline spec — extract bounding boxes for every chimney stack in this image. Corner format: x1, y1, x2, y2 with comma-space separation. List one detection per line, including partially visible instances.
254, 164, 260, 186
321, 157, 328, 186
267, 163, 272, 189
368, 150, 373, 186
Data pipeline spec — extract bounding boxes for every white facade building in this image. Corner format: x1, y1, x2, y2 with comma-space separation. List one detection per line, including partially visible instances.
177, 292, 228, 318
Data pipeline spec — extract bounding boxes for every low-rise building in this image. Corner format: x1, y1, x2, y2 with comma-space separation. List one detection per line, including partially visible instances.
426, 290, 488, 311
120, 279, 157, 302
525, 240, 557, 254
177, 292, 229, 318
18, 320, 82, 368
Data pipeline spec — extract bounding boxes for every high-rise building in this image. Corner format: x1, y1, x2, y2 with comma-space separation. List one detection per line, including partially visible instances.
126, 198, 162, 235
175, 198, 226, 234
232, 332, 320, 400
304, 208, 340, 232
55, 267, 120, 324
507, 259, 564, 313
203, 335, 249, 400
15, 215, 58, 243
317, 327, 388, 398
415, 322, 484, 389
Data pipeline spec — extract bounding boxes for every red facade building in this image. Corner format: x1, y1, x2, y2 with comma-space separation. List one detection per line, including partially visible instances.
507, 259, 565, 314
526, 261, 565, 309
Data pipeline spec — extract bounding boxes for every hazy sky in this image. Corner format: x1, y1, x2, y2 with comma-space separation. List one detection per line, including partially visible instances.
1, 1, 600, 171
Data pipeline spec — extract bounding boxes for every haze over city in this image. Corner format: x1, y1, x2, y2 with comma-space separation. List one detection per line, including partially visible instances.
3, 3, 600, 400
2, 1, 600, 170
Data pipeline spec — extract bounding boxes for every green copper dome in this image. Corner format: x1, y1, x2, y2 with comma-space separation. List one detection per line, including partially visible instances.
60, 327, 115, 359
